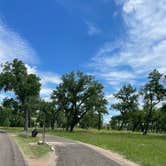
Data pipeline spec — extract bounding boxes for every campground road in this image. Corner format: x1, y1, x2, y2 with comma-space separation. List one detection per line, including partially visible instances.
46, 135, 122, 166
0, 131, 26, 166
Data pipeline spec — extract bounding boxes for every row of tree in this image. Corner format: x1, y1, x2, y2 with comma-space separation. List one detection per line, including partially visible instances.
110, 70, 166, 134
0, 59, 107, 132
0, 59, 165, 134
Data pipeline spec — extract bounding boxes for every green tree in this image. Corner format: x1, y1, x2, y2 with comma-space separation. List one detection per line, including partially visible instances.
109, 115, 122, 130
0, 59, 41, 132
0, 106, 11, 127
2, 98, 24, 127
37, 100, 52, 143
79, 111, 102, 129
51, 71, 107, 132
95, 96, 108, 130
140, 69, 166, 135
111, 84, 138, 130
79, 111, 97, 129
159, 103, 166, 132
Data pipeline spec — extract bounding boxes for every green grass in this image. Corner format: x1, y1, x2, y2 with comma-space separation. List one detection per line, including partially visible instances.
47, 129, 166, 166
0, 126, 25, 133
13, 134, 50, 159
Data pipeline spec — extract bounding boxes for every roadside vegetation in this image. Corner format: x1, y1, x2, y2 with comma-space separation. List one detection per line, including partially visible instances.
0, 127, 51, 159
13, 134, 50, 159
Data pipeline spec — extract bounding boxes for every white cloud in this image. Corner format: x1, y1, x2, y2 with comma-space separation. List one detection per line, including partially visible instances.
40, 88, 52, 96
90, 0, 166, 89
40, 87, 53, 101
0, 20, 38, 65
25, 64, 61, 100
25, 64, 37, 74
123, 0, 143, 13
86, 22, 101, 36
26, 64, 61, 85
40, 72, 61, 100
40, 72, 62, 85
105, 93, 114, 101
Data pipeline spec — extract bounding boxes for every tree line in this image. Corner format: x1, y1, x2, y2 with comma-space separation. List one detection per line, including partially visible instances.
110, 70, 166, 134
0, 59, 107, 132
0, 59, 165, 134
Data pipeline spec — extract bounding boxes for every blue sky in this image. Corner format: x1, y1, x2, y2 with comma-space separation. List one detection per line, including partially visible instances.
0, 0, 166, 122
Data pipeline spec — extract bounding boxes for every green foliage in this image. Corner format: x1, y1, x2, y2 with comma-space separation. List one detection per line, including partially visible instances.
79, 111, 99, 129
0, 59, 41, 131
111, 84, 138, 130
0, 107, 11, 126
110, 70, 166, 134
141, 69, 166, 134
2, 98, 24, 127
52, 71, 107, 131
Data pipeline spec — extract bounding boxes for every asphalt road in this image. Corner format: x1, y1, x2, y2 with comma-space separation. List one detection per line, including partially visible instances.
46, 135, 121, 166
0, 131, 26, 166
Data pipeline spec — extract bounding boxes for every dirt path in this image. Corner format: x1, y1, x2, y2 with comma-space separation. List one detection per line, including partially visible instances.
46, 135, 139, 166
0, 131, 26, 166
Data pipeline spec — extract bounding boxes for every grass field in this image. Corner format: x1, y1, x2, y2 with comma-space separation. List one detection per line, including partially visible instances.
48, 129, 166, 166
1, 127, 166, 166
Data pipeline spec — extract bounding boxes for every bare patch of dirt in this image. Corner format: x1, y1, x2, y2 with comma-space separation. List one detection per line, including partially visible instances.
27, 151, 57, 166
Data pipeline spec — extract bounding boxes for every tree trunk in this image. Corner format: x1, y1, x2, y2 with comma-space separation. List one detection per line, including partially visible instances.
98, 112, 102, 130
28, 110, 31, 128
119, 120, 125, 130
69, 124, 75, 132
69, 119, 78, 132
42, 122, 46, 143
66, 123, 69, 131
24, 110, 28, 136
51, 119, 55, 130
66, 114, 70, 131
143, 123, 148, 135
132, 121, 139, 132
143, 108, 152, 135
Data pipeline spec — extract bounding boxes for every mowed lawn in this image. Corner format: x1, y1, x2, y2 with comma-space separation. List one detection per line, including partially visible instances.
48, 129, 166, 166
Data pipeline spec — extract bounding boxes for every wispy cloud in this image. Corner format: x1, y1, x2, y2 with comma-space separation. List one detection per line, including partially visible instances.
26, 64, 61, 100
86, 22, 101, 36
90, 0, 166, 90
0, 18, 61, 102
0, 19, 38, 65
40, 72, 62, 100
40, 72, 62, 86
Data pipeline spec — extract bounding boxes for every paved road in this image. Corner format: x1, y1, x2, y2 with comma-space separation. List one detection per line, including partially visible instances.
0, 131, 26, 166
46, 135, 121, 166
